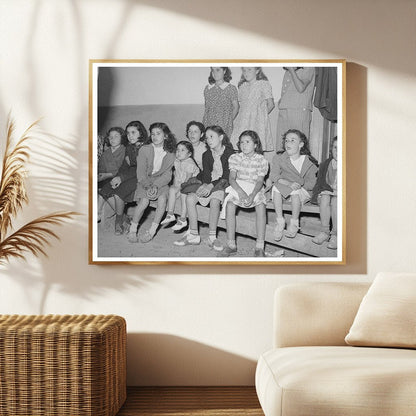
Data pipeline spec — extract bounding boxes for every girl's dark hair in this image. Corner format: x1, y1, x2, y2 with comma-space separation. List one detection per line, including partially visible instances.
125, 120, 148, 143
186, 121, 205, 141
238, 130, 264, 155
176, 140, 194, 157
280, 129, 318, 167
205, 125, 233, 150
208, 67, 232, 85
106, 127, 127, 146
238, 67, 269, 87
149, 122, 177, 153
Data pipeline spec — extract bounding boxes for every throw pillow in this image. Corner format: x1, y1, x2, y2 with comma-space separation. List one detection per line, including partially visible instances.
345, 272, 416, 348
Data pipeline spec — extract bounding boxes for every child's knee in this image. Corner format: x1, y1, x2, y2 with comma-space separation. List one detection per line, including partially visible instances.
158, 194, 167, 203
210, 198, 221, 209
226, 201, 236, 213
138, 198, 150, 208
186, 193, 197, 205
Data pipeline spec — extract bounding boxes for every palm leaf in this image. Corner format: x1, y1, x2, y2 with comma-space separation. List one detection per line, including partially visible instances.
0, 117, 38, 238
0, 211, 79, 265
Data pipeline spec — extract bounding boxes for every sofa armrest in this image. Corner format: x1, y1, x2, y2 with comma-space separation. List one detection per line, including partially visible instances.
274, 282, 370, 348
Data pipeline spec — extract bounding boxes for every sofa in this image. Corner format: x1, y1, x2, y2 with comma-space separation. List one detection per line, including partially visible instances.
255, 276, 416, 416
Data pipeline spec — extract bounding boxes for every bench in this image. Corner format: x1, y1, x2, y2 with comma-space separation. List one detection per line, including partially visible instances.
146, 199, 335, 258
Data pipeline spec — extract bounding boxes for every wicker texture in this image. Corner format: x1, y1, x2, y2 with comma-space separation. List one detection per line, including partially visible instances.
0, 314, 126, 416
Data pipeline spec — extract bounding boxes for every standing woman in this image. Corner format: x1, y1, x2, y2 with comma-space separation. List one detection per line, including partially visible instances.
231, 67, 275, 153
203, 67, 239, 138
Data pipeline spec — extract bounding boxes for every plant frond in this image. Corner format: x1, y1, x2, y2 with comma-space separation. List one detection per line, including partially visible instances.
0, 116, 41, 237
0, 211, 79, 265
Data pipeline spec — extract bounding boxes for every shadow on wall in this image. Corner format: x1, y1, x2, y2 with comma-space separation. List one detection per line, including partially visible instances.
127, 333, 257, 385
135, 0, 413, 76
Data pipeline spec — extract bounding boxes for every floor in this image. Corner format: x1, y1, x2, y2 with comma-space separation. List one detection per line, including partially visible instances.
116, 386, 264, 415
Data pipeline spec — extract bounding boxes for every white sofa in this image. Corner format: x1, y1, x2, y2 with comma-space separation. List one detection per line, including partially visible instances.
255, 282, 416, 416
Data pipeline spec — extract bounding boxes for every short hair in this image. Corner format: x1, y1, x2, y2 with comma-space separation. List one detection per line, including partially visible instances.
106, 126, 127, 146
176, 140, 194, 157
204, 125, 233, 150
186, 121, 205, 140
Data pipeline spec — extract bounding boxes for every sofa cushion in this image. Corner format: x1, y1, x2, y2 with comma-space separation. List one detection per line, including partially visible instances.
256, 346, 416, 416
345, 272, 416, 348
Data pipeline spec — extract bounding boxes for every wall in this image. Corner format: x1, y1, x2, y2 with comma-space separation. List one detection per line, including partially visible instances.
0, 0, 415, 385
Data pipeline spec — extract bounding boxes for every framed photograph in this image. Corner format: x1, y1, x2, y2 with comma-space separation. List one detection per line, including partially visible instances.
89, 60, 345, 265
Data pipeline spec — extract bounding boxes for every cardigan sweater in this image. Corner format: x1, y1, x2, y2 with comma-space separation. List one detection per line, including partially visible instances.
98, 145, 125, 176
136, 144, 175, 189
199, 146, 235, 187
270, 152, 318, 198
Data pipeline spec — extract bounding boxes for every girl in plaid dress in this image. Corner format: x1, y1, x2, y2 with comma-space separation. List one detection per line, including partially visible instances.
220, 130, 269, 257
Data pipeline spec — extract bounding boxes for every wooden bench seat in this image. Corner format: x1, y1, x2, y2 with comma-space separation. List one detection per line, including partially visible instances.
146, 200, 335, 258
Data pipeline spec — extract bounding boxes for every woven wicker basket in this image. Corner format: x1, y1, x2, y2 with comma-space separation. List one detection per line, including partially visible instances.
0, 314, 126, 416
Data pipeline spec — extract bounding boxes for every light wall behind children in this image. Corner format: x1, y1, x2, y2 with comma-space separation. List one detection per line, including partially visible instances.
0, 0, 415, 385
98, 66, 285, 148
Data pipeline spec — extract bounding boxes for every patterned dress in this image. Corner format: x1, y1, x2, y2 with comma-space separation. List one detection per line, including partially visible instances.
226, 152, 269, 207
231, 80, 274, 151
203, 82, 238, 137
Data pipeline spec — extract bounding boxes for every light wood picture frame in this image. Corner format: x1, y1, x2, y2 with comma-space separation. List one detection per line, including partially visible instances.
89, 60, 345, 265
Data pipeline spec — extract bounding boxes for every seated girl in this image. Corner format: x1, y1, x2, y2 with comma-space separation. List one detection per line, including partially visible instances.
98, 120, 147, 234
127, 122, 176, 243
174, 125, 234, 250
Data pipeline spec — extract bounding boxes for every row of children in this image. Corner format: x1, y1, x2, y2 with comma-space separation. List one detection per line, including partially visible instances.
98, 120, 337, 257
203, 66, 315, 153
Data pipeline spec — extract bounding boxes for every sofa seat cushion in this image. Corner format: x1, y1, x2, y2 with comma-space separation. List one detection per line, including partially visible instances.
256, 346, 416, 416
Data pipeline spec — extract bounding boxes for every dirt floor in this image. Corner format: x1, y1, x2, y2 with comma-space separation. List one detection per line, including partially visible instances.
97, 208, 303, 260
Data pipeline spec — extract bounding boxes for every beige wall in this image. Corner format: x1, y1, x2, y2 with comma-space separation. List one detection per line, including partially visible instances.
0, 0, 415, 385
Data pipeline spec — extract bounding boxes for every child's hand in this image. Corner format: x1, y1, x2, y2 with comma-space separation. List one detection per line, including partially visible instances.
196, 183, 212, 197
146, 185, 158, 199
243, 194, 255, 207
290, 182, 301, 190
111, 176, 121, 189
237, 189, 249, 202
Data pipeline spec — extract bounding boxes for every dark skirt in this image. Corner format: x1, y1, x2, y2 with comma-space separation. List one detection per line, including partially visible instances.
99, 177, 137, 203
134, 183, 169, 201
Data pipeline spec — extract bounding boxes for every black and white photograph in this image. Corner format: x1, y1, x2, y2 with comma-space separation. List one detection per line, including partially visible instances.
89, 60, 345, 264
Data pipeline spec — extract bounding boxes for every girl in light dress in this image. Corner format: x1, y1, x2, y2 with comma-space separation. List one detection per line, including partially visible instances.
127, 122, 176, 244
270, 129, 318, 240
220, 130, 269, 257
160, 141, 200, 233
231, 67, 275, 153
174, 125, 234, 251
203, 67, 239, 138
311, 137, 338, 250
